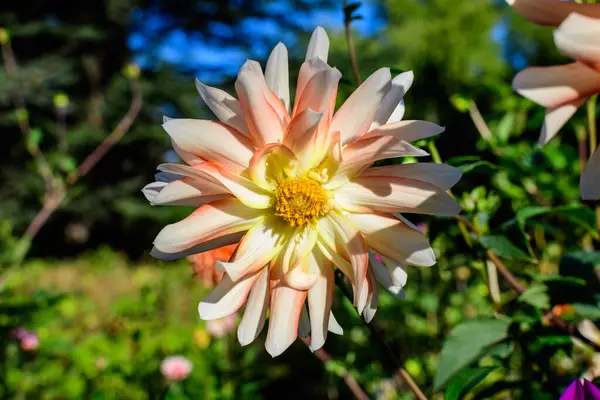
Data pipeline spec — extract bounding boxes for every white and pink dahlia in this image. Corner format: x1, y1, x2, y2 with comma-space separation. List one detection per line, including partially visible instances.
143, 27, 461, 356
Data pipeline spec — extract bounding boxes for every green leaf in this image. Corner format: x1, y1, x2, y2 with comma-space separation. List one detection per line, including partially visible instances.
518, 283, 550, 309
573, 303, 600, 320
55, 154, 77, 173
457, 161, 498, 175
433, 317, 510, 390
478, 235, 532, 262
444, 367, 497, 400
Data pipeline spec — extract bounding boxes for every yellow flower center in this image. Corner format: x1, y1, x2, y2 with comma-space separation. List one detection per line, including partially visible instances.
275, 176, 329, 227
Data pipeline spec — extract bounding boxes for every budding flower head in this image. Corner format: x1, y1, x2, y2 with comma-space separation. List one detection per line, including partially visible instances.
20, 333, 39, 351
160, 356, 193, 381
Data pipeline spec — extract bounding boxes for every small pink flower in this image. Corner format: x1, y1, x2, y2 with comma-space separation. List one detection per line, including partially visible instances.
20, 333, 39, 351
160, 356, 192, 381
207, 313, 237, 338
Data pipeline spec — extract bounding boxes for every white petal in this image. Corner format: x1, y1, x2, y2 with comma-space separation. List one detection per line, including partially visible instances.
539, 98, 586, 146
237, 268, 270, 346
370, 71, 414, 129
142, 181, 167, 203
307, 248, 334, 351
198, 271, 262, 320
195, 79, 249, 136
305, 26, 330, 62
361, 163, 462, 191
365, 120, 445, 143
265, 42, 291, 113
330, 68, 392, 146
362, 268, 379, 323
151, 232, 244, 261
369, 254, 406, 298
265, 283, 306, 357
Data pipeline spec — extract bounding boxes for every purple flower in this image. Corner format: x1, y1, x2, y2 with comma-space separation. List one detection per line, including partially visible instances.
560, 379, 600, 400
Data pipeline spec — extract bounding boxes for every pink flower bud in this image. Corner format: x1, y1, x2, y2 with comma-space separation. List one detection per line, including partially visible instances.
160, 356, 192, 381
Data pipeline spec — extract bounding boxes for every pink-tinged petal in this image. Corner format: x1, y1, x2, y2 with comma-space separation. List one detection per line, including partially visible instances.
147, 176, 231, 207
349, 212, 436, 267
280, 227, 319, 275
237, 268, 269, 346
360, 163, 462, 191
330, 68, 392, 146
335, 176, 461, 216
362, 268, 379, 323
283, 109, 324, 174
235, 60, 289, 147
307, 247, 334, 351
193, 163, 273, 209
198, 271, 262, 320
153, 199, 262, 254
217, 217, 287, 281
163, 119, 254, 173
539, 98, 587, 146
305, 26, 330, 62
171, 139, 204, 165
559, 379, 584, 400
195, 79, 248, 136
365, 120, 445, 143
293, 59, 341, 119
506, 0, 600, 27
151, 232, 244, 261
369, 253, 406, 299
554, 13, 600, 72
370, 71, 414, 129
317, 212, 369, 311
581, 146, 600, 200
513, 63, 600, 109
249, 143, 298, 191
265, 42, 291, 112
316, 239, 355, 282
265, 281, 307, 357
298, 305, 310, 338
325, 136, 429, 190
328, 311, 344, 335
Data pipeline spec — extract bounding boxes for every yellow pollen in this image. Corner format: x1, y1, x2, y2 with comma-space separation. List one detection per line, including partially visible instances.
275, 176, 329, 227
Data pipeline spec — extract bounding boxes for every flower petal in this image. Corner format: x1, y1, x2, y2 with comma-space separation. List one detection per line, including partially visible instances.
506, 0, 600, 27
317, 212, 368, 311
335, 176, 461, 216
365, 120, 445, 143
237, 268, 270, 346
513, 63, 600, 109
283, 109, 324, 174
265, 281, 307, 357
330, 68, 392, 146
325, 136, 429, 190
554, 13, 600, 72
148, 176, 231, 207
349, 212, 436, 267
370, 71, 414, 129
369, 253, 406, 299
539, 98, 586, 146
360, 163, 462, 191
249, 143, 298, 191
194, 163, 273, 209
265, 42, 291, 112
217, 216, 287, 281
362, 268, 379, 323
142, 181, 167, 204
163, 119, 255, 172
153, 199, 262, 254
305, 26, 329, 62
235, 60, 289, 147
328, 311, 344, 335
171, 139, 204, 165
298, 305, 311, 338
581, 146, 600, 200
307, 248, 334, 351
293, 59, 341, 119
151, 232, 244, 261
198, 271, 262, 320
195, 79, 249, 136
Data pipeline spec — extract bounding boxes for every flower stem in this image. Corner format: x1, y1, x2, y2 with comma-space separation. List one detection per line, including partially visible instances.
342, 0, 362, 87
335, 274, 429, 400
300, 337, 369, 400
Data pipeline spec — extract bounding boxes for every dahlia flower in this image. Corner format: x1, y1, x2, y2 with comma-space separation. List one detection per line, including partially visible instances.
508, 1, 600, 199
144, 27, 461, 356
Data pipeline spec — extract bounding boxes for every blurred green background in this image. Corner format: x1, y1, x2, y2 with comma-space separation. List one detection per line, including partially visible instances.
2, 0, 600, 399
